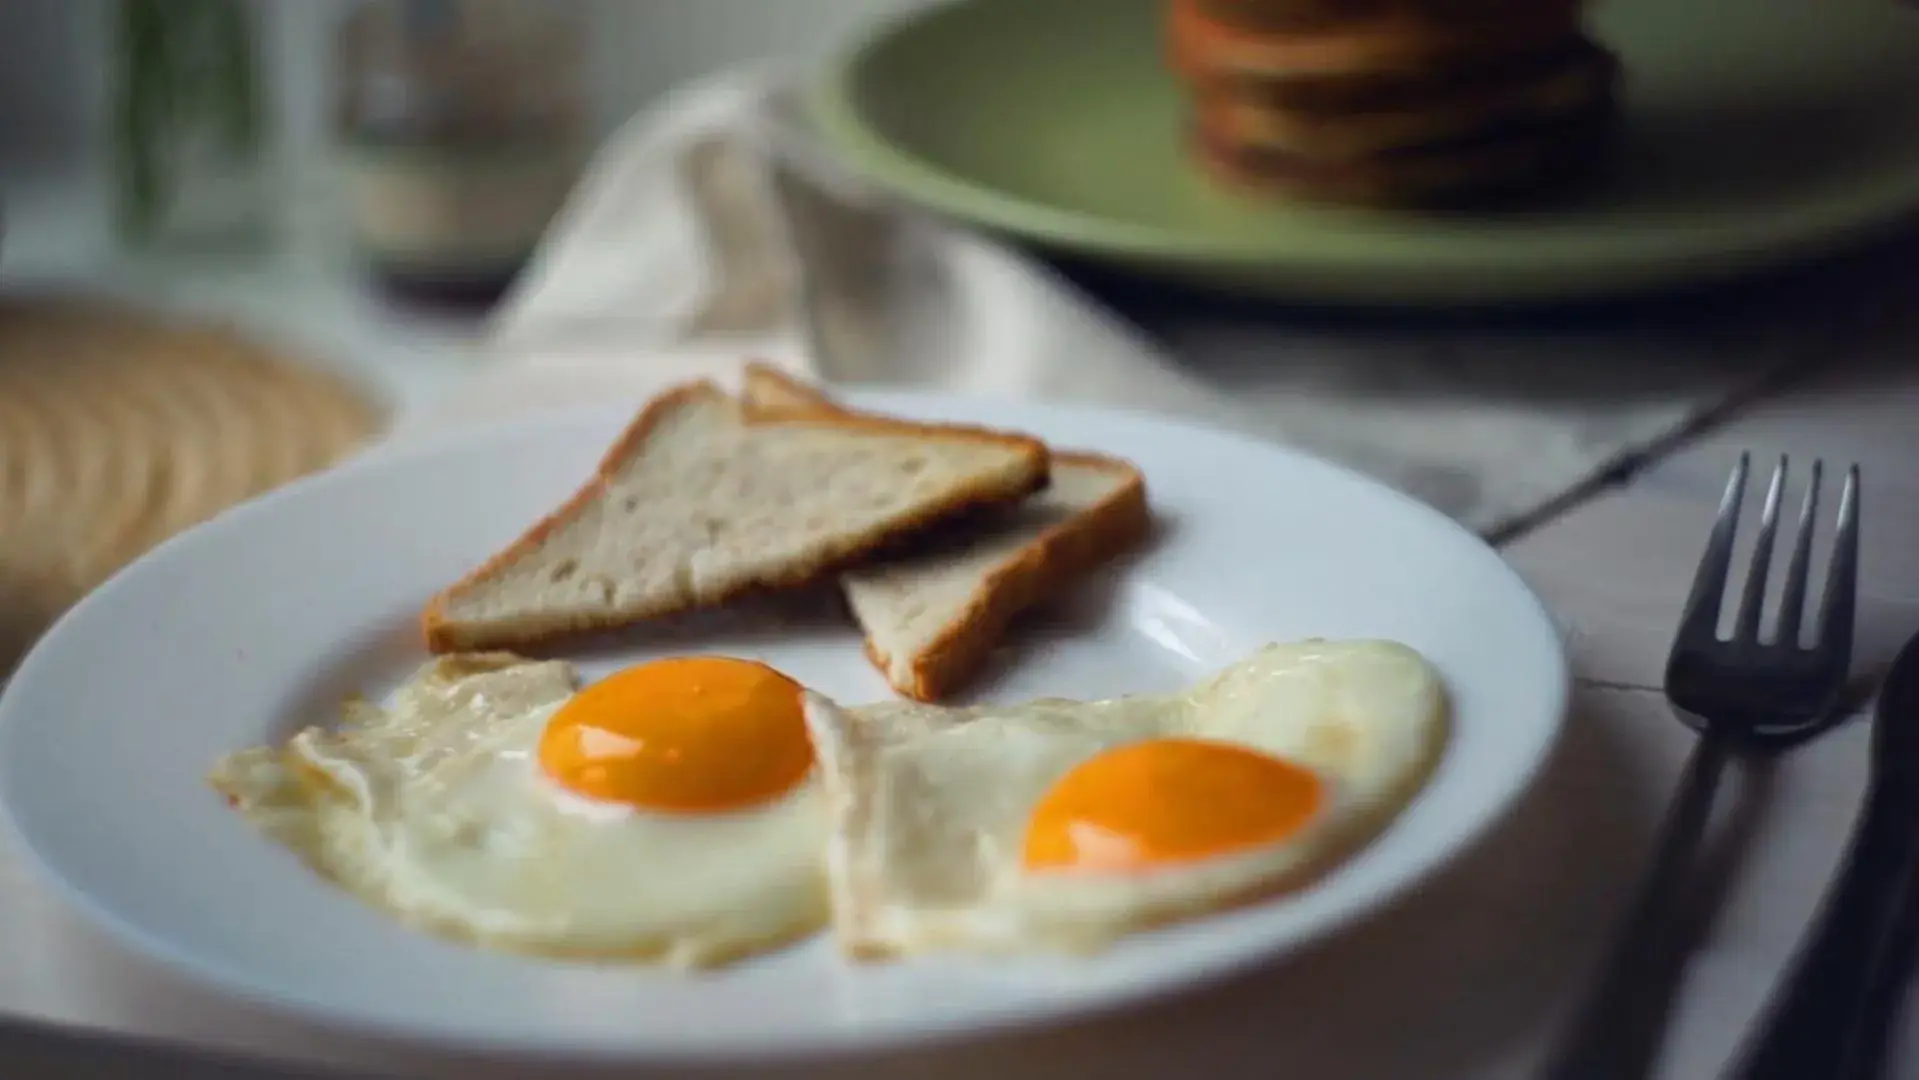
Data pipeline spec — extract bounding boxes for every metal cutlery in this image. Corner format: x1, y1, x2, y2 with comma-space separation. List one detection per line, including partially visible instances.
1540, 453, 1860, 1080
1723, 621, 1919, 1080
1832, 768, 1919, 1080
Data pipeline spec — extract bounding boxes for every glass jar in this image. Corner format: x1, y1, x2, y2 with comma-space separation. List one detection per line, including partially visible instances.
332, 0, 591, 306
111, 0, 275, 251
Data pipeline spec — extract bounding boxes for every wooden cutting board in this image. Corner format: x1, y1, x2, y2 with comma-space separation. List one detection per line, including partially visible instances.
0, 297, 384, 669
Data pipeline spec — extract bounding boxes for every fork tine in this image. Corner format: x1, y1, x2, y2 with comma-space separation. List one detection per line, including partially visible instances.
1733, 457, 1789, 643
1676, 453, 1751, 645
1774, 460, 1823, 648
1813, 465, 1860, 655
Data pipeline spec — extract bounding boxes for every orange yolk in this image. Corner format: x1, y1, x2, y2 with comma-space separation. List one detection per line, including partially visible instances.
1022, 737, 1324, 873
537, 656, 813, 813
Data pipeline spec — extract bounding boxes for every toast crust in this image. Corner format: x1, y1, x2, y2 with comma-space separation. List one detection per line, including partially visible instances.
739, 363, 1151, 701
891, 453, 1149, 701
739, 362, 851, 416
420, 378, 1050, 652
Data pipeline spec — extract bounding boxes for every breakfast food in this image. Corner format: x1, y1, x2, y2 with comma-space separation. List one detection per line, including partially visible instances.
803, 638, 1447, 957
1192, 99, 1614, 206
1170, 0, 1583, 78
210, 653, 831, 967
1187, 35, 1601, 115
420, 381, 1050, 653
1191, 0, 1584, 34
740, 364, 1151, 702
1166, 0, 1619, 207
213, 377, 1453, 968
1191, 36, 1617, 160
213, 638, 1448, 965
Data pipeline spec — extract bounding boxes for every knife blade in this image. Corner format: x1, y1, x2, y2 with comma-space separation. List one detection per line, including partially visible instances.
1830, 625, 1919, 1079
1720, 626, 1919, 1079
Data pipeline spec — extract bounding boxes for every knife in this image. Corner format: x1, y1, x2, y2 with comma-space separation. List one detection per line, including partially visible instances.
1833, 634, 1919, 1080
1832, 854, 1919, 1079
1719, 625, 1919, 1079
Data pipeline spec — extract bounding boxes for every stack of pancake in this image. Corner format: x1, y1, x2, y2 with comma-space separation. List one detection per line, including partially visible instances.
1168, 0, 1620, 207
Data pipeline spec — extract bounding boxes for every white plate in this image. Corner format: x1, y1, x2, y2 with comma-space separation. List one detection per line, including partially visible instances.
0, 391, 1568, 1063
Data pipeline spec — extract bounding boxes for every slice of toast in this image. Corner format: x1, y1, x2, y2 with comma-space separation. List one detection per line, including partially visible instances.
421, 380, 1050, 652
740, 364, 1150, 701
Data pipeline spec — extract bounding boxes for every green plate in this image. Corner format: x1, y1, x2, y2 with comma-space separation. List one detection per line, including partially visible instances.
809, 0, 1919, 305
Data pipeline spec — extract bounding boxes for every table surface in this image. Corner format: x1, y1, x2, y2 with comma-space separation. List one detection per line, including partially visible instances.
5, 189, 1919, 1078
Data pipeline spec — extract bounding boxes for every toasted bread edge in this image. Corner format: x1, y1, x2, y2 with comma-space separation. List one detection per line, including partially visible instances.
896, 455, 1150, 702
420, 380, 732, 652
740, 363, 1054, 470
740, 363, 1152, 702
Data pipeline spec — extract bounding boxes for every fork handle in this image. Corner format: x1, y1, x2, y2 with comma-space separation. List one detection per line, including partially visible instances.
1538, 733, 1734, 1080
1718, 779, 1919, 1080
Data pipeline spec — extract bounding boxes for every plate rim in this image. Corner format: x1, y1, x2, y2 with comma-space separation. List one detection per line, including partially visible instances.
806, 0, 1919, 304
0, 388, 1572, 1063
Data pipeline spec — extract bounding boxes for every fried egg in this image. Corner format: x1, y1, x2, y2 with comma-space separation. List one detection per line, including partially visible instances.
803, 638, 1448, 957
209, 652, 827, 967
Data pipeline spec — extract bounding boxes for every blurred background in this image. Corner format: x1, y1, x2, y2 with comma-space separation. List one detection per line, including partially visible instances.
0, 0, 971, 666
0, 0, 910, 169
0, 0, 917, 289
1, 0, 1915, 667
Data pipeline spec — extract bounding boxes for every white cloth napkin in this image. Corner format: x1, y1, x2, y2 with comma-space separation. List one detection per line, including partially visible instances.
400, 67, 1860, 538
403, 69, 1235, 427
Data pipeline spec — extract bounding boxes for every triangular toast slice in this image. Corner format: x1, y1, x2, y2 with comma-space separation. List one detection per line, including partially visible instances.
422, 380, 1050, 652
740, 364, 1150, 701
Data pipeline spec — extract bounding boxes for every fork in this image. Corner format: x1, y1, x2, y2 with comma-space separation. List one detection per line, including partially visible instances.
1539, 453, 1860, 1080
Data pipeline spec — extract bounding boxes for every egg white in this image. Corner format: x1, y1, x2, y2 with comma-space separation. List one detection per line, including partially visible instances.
210, 653, 828, 968
802, 639, 1449, 958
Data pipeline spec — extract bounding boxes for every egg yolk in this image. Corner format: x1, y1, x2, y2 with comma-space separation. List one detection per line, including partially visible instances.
537, 656, 813, 813
1022, 737, 1324, 873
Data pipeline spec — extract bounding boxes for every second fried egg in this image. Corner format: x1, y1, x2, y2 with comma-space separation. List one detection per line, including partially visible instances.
805, 638, 1449, 958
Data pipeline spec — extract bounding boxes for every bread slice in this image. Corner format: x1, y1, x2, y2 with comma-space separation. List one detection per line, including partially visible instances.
740, 364, 1150, 701
421, 380, 1050, 652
